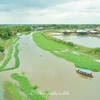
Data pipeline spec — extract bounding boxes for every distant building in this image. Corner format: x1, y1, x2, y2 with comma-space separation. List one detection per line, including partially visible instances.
89, 30, 99, 34
63, 30, 70, 35
76, 30, 88, 35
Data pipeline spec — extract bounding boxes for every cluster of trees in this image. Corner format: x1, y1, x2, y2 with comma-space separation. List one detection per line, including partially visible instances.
0, 26, 12, 39
0, 25, 31, 39
11, 25, 31, 34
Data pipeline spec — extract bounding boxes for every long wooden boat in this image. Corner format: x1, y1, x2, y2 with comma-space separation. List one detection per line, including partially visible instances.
76, 69, 93, 78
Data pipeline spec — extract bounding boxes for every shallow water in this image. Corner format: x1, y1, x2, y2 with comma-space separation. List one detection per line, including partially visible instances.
53, 35, 100, 48
0, 54, 5, 61
0, 32, 100, 100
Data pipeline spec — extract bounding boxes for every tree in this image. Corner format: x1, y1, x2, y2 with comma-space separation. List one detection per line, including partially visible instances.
0, 44, 5, 53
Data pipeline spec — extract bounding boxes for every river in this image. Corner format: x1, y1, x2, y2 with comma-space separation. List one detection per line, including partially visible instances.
0, 32, 100, 100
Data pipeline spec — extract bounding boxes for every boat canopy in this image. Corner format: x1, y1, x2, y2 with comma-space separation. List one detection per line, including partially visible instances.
80, 69, 90, 74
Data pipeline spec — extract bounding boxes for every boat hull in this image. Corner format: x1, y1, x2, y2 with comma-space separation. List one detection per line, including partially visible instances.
76, 70, 93, 78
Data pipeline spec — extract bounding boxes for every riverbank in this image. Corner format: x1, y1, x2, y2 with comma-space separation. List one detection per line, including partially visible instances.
45, 30, 100, 38
32, 31, 100, 72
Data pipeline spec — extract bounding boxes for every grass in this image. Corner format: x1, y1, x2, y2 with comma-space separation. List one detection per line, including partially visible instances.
13, 37, 20, 44
14, 44, 20, 68
3, 36, 20, 46
4, 81, 24, 100
33, 32, 68, 51
11, 73, 47, 100
32, 31, 100, 72
51, 51, 100, 71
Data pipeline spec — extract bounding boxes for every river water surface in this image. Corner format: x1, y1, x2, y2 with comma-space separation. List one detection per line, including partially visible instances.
0, 33, 100, 100
53, 35, 100, 48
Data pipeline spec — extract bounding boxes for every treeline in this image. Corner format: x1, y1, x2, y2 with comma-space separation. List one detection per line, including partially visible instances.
31, 24, 100, 30
0, 24, 100, 39
11, 25, 31, 34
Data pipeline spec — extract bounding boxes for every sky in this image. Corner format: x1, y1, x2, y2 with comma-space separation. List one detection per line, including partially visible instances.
0, 0, 100, 24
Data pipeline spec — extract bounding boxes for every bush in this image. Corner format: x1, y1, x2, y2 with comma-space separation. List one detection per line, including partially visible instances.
93, 48, 100, 53
32, 85, 39, 89
0, 44, 5, 53
66, 42, 74, 46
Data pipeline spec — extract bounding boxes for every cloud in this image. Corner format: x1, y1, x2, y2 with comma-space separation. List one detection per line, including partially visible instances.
0, 0, 74, 11
0, 0, 100, 24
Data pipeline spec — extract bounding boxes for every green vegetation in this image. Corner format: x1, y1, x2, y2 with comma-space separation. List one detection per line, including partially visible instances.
21, 72, 25, 75
0, 44, 5, 53
32, 85, 39, 89
4, 81, 24, 100
0, 36, 20, 72
0, 26, 12, 39
66, 42, 75, 46
33, 32, 67, 51
0, 46, 13, 70
11, 73, 47, 100
92, 48, 100, 55
32, 31, 100, 72
4, 39, 12, 45
14, 44, 20, 68
51, 51, 100, 71
1, 43, 20, 71
0, 25, 31, 39
3, 73, 48, 100
0, 39, 5, 44
2, 36, 20, 49
12, 37, 20, 44
0, 35, 20, 71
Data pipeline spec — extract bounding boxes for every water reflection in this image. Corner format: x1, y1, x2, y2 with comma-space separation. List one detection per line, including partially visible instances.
77, 73, 92, 80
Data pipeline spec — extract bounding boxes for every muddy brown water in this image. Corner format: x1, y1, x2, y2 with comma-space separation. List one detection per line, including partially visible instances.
0, 32, 100, 100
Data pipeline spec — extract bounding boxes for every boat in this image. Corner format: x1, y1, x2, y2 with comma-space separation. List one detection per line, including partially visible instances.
76, 69, 93, 78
